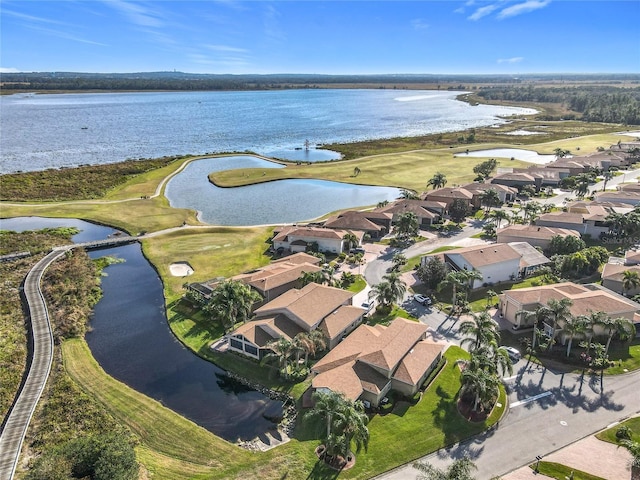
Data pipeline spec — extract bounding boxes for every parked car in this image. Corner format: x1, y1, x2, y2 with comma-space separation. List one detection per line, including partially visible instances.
504, 346, 521, 362
413, 294, 432, 306
350, 247, 366, 255
361, 301, 374, 313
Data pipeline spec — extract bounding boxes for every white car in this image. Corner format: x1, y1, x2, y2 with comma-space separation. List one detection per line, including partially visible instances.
361, 301, 374, 313
413, 294, 432, 306
504, 346, 521, 362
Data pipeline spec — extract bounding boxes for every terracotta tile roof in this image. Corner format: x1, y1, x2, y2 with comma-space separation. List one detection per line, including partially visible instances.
232, 314, 306, 347
319, 305, 365, 341
272, 226, 360, 243
595, 191, 640, 203
312, 325, 382, 373
312, 361, 365, 401
492, 172, 540, 182
461, 183, 517, 194
446, 243, 522, 269
376, 200, 439, 218
601, 263, 640, 282
234, 262, 322, 293
254, 283, 353, 329
497, 224, 580, 241
626, 250, 640, 265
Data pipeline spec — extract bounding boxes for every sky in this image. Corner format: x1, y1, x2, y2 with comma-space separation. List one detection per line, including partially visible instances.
1, 0, 639, 75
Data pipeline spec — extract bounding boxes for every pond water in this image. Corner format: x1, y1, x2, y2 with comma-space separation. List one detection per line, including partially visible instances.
165, 156, 401, 225
0, 217, 283, 442
454, 148, 561, 165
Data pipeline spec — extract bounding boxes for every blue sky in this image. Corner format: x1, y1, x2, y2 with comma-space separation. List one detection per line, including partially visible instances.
1, 1, 639, 74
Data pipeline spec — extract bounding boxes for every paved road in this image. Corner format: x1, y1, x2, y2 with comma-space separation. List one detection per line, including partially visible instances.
0, 249, 66, 480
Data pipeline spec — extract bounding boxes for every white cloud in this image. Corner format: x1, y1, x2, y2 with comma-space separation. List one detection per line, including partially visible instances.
106, 0, 165, 28
468, 4, 499, 21
205, 45, 249, 53
411, 18, 429, 30
0, 67, 21, 73
498, 0, 551, 19
497, 57, 524, 64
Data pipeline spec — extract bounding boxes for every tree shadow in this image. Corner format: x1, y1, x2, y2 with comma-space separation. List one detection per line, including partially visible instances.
305, 460, 342, 480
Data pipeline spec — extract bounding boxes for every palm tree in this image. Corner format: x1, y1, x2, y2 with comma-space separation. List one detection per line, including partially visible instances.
333, 399, 369, 458
573, 173, 592, 198
261, 337, 293, 378
460, 269, 483, 299
342, 231, 358, 252
306, 390, 347, 440
562, 314, 590, 357
459, 311, 500, 352
479, 188, 501, 213
439, 270, 468, 308
554, 147, 571, 159
601, 169, 614, 191
545, 297, 573, 350
600, 316, 635, 354
427, 172, 447, 190
522, 201, 542, 224
368, 280, 393, 309
370, 272, 407, 308
205, 280, 261, 332
413, 457, 477, 480
391, 252, 407, 271
394, 212, 420, 239
485, 289, 497, 307
622, 269, 640, 296
488, 209, 509, 228
460, 365, 501, 413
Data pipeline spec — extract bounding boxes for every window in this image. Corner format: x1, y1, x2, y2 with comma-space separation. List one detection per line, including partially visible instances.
245, 344, 258, 356
230, 338, 243, 350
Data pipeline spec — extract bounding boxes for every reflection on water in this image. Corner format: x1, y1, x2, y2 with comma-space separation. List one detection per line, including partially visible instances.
1, 217, 283, 442
165, 155, 401, 225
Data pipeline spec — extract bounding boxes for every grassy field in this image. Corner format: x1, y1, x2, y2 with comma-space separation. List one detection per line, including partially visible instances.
530, 461, 606, 480
62, 338, 506, 480
596, 415, 640, 445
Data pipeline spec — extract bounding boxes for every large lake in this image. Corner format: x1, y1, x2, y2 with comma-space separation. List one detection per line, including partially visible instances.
0, 89, 535, 173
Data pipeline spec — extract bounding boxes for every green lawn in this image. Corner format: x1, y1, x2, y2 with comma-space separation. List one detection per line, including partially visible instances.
530, 461, 606, 480
596, 415, 640, 445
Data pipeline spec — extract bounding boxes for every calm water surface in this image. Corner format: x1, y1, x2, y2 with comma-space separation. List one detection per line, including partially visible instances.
0, 217, 283, 441
1, 89, 536, 173
165, 156, 401, 225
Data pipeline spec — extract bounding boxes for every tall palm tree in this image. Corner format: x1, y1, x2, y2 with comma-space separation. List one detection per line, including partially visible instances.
305, 390, 347, 440
600, 316, 635, 354
545, 297, 573, 350
460, 365, 501, 413
342, 231, 358, 252
206, 279, 261, 332
439, 270, 468, 307
261, 337, 293, 378
562, 314, 590, 357
488, 209, 509, 228
479, 188, 501, 213
382, 271, 407, 303
459, 311, 500, 352
522, 201, 542, 224
573, 173, 592, 198
368, 280, 393, 309
622, 269, 640, 296
394, 212, 420, 239
427, 172, 447, 190
333, 399, 369, 457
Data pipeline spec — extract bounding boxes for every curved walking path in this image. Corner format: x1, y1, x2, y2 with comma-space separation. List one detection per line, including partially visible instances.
0, 249, 67, 480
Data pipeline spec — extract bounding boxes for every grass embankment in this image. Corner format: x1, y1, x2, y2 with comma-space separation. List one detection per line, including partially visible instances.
596, 415, 640, 445
210, 129, 628, 192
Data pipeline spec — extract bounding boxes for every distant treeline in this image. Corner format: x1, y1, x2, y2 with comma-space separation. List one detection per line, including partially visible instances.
2, 71, 639, 93
476, 85, 640, 125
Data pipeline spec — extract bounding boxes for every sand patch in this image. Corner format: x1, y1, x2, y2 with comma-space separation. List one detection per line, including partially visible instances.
170, 261, 194, 277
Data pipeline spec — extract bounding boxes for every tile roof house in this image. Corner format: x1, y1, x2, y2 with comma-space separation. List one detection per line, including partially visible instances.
595, 190, 640, 207
423, 242, 550, 289
491, 172, 542, 191
535, 211, 609, 238
311, 318, 446, 407
496, 224, 581, 250
272, 226, 364, 254
460, 183, 518, 204
601, 264, 640, 297
323, 210, 392, 238
227, 283, 364, 359
232, 252, 323, 303
374, 199, 442, 227
498, 282, 640, 337
423, 187, 474, 209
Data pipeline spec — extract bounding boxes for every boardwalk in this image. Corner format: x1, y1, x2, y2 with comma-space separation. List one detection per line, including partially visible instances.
0, 249, 66, 480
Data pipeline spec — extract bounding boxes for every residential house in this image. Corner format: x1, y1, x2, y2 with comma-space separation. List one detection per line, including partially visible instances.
311, 318, 446, 407
374, 199, 442, 227
423, 242, 550, 289
513, 167, 570, 187
535, 211, 609, 238
227, 283, 364, 360
595, 190, 640, 206
491, 172, 542, 192
272, 226, 364, 254
423, 187, 474, 210
460, 182, 518, 204
232, 252, 323, 303
601, 264, 640, 296
498, 282, 640, 337
323, 210, 392, 239
496, 224, 581, 250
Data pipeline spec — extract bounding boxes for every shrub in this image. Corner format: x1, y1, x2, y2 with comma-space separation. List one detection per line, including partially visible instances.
616, 425, 633, 440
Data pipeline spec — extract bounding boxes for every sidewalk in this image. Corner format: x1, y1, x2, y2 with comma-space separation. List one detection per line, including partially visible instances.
502, 434, 632, 480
